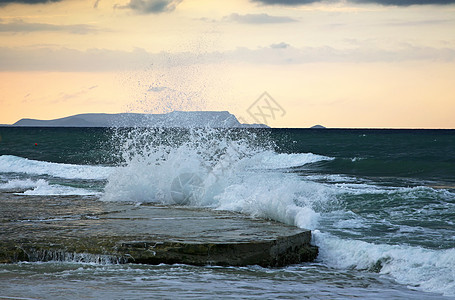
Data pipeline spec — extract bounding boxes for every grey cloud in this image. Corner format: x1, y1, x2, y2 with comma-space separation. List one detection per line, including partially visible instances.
52, 86, 95, 104
251, 0, 323, 5
270, 42, 290, 49
1, 45, 454, 72
0, 47, 147, 71
0, 20, 101, 34
226, 44, 455, 64
0, 0, 185, 12
352, 0, 455, 5
383, 18, 455, 27
225, 13, 297, 24
0, 0, 62, 6
117, 0, 182, 13
251, 0, 455, 5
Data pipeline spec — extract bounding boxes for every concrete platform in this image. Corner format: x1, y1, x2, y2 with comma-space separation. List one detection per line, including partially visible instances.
0, 194, 318, 267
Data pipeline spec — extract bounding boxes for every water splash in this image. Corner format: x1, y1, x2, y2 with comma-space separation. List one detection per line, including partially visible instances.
19, 247, 126, 265
102, 127, 334, 229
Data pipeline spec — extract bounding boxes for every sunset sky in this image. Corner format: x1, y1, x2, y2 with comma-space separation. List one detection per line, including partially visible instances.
0, 0, 454, 128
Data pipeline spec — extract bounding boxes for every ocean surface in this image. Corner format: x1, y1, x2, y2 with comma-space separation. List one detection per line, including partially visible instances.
0, 126, 454, 299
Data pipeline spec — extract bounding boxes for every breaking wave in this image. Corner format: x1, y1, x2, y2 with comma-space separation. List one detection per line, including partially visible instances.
100, 127, 455, 297
0, 155, 112, 180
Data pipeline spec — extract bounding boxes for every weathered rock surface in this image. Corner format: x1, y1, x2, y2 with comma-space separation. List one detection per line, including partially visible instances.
0, 194, 317, 267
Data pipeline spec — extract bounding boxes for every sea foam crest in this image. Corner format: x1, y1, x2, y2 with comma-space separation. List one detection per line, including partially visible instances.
102, 127, 335, 229
0, 178, 37, 190
314, 231, 455, 297
0, 178, 100, 196
0, 155, 112, 180
23, 179, 100, 196
102, 126, 455, 296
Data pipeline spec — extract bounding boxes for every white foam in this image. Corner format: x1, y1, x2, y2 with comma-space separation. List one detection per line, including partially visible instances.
302, 174, 359, 183
351, 157, 364, 162
245, 151, 333, 170
0, 178, 37, 190
102, 129, 336, 229
314, 231, 455, 297
101, 127, 455, 296
0, 155, 112, 180
18, 179, 100, 196
329, 182, 455, 198
213, 172, 325, 229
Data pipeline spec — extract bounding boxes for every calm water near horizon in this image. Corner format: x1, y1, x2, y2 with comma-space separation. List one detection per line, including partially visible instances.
0, 127, 454, 299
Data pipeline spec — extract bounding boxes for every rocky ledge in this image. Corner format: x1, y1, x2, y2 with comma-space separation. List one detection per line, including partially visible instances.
0, 196, 317, 267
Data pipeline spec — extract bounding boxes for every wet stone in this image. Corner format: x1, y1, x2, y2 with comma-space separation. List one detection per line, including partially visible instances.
0, 194, 318, 267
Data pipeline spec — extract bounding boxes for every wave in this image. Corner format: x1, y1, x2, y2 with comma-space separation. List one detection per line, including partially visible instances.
246, 151, 333, 170
102, 128, 335, 229
103, 150, 335, 228
0, 178, 38, 189
313, 157, 455, 183
330, 182, 455, 197
8, 127, 449, 296
314, 231, 455, 297
23, 179, 100, 196
100, 127, 455, 296
0, 155, 112, 180
0, 178, 100, 196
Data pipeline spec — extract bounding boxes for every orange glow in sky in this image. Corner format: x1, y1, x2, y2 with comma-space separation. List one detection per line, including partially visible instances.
1, 0, 454, 128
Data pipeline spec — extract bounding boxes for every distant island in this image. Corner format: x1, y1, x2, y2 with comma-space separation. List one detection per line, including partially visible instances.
310, 125, 326, 129
12, 111, 269, 128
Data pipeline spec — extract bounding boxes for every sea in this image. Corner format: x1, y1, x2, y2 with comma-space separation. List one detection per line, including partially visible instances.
0, 126, 454, 299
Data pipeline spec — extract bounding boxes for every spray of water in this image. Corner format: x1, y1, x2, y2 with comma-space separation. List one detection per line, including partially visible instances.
102, 125, 334, 230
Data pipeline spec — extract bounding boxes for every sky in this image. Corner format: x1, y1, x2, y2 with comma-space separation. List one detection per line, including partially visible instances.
0, 0, 454, 128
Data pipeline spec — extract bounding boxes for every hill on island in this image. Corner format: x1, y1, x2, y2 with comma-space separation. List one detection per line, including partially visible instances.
13, 111, 269, 128
310, 125, 326, 129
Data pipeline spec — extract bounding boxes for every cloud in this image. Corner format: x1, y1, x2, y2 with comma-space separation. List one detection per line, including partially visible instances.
0, 0, 62, 6
0, 19, 101, 34
227, 44, 455, 64
352, 0, 455, 5
225, 13, 297, 24
250, 0, 323, 5
251, 0, 455, 5
0, 47, 156, 71
116, 0, 182, 14
1, 45, 454, 72
270, 42, 290, 49
52, 85, 98, 104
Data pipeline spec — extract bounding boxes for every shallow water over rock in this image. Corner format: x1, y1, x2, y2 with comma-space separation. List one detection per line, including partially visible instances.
0, 193, 317, 266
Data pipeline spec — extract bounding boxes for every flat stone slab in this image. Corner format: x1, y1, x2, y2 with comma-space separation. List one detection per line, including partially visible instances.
0, 193, 317, 266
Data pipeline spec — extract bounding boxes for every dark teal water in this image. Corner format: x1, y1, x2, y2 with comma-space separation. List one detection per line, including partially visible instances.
0, 127, 115, 165
2, 127, 454, 183
0, 127, 454, 298
278, 129, 455, 185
